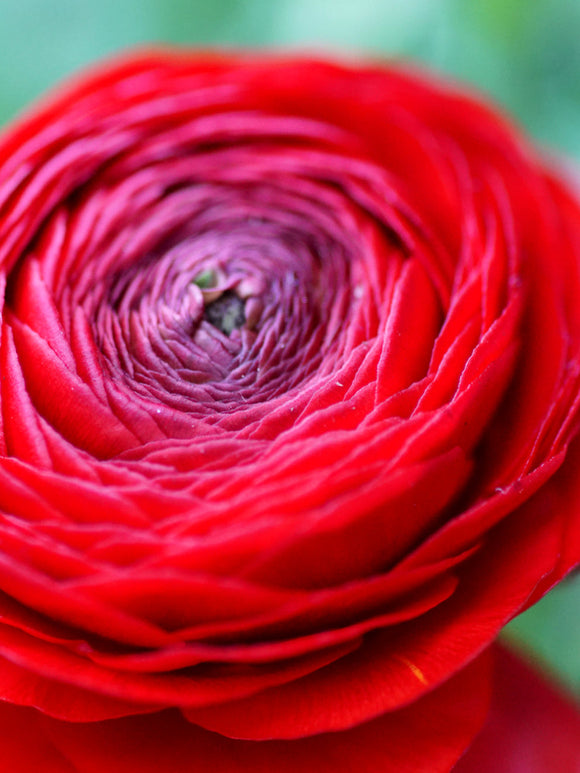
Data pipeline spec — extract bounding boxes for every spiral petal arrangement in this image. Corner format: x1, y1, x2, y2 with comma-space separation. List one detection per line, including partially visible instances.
0, 53, 578, 769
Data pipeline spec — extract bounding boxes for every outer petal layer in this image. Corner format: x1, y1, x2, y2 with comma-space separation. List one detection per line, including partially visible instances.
0, 648, 491, 773
455, 644, 580, 773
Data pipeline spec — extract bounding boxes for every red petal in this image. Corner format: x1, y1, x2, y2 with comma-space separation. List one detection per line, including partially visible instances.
454, 644, 580, 773
0, 646, 491, 773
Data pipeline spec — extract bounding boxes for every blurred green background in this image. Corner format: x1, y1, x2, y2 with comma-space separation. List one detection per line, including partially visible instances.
0, 0, 578, 695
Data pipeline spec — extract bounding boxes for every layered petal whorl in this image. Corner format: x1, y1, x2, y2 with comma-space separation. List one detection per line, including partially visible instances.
0, 54, 578, 765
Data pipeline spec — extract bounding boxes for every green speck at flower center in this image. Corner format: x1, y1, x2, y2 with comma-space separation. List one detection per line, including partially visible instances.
193, 269, 218, 289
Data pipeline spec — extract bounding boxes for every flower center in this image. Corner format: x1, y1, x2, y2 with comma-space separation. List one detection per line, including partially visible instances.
203, 291, 246, 336
64, 180, 360, 419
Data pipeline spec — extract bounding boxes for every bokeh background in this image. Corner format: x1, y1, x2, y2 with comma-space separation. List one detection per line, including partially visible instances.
0, 0, 578, 696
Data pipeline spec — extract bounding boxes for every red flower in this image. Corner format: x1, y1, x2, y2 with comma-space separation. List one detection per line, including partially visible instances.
0, 51, 578, 770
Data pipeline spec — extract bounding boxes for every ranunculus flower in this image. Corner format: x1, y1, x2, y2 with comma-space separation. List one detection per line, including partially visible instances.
0, 51, 578, 771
